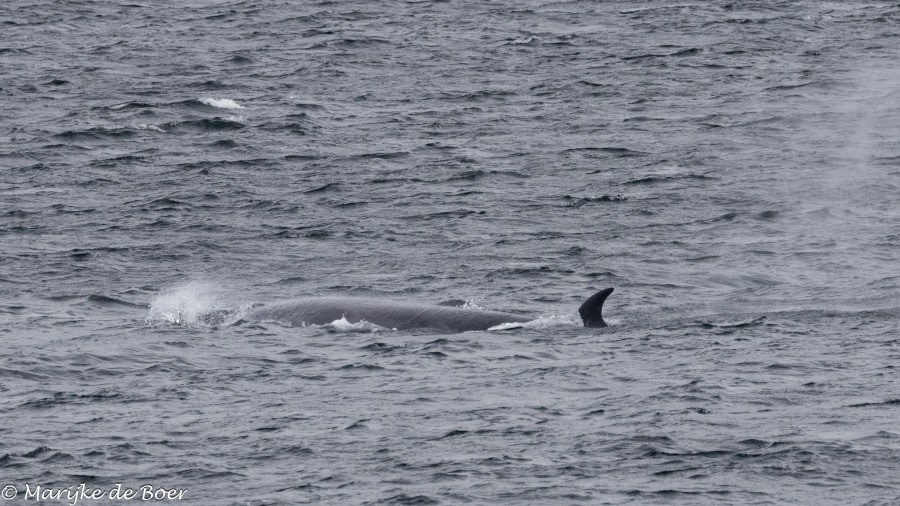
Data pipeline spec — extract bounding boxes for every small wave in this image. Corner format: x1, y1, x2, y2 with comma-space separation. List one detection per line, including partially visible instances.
186, 79, 229, 90
847, 399, 900, 408
209, 139, 239, 148
335, 36, 391, 47
53, 126, 136, 141
199, 97, 244, 109
510, 36, 538, 45
0, 367, 48, 381
564, 194, 628, 207
351, 151, 409, 160
624, 174, 717, 185
132, 197, 194, 211
562, 146, 648, 157
764, 81, 817, 92
698, 316, 768, 329
136, 123, 165, 133
624, 116, 665, 122
304, 182, 339, 194
225, 55, 253, 65
401, 209, 480, 221
287, 98, 325, 110
622, 47, 701, 60
441, 169, 486, 182
161, 117, 244, 133
87, 294, 145, 308
21, 446, 52, 458
109, 101, 155, 110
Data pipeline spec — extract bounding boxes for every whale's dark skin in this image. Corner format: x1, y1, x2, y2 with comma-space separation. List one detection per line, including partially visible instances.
245, 288, 614, 332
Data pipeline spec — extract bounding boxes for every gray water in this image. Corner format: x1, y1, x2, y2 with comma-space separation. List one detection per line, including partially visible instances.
2, 1, 899, 504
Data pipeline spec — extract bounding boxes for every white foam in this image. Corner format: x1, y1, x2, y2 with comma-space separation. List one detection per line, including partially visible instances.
200, 97, 244, 109
136, 123, 165, 133
460, 298, 486, 310
325, 316, 388, 333
487, 322, 526, 331
488, 314, 581, 331
146, 280, 228, 327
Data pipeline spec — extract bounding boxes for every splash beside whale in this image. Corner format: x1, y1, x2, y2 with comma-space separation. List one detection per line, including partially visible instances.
239, 288, 614, 332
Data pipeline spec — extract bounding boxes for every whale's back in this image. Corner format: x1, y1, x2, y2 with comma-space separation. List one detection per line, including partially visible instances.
248, 297, 532, 332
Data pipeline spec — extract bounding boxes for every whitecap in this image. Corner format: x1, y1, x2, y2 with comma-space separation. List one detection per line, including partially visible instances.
200, 97, 244, 109
136, 123, 166, 133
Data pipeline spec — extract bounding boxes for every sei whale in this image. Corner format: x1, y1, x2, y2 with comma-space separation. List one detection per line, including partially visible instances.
244, 288, 614, 332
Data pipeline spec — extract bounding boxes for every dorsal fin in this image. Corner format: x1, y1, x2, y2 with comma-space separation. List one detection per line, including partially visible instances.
578, 288, 614, 328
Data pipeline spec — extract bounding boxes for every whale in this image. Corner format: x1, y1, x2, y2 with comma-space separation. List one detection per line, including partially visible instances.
242, 288, 614, 332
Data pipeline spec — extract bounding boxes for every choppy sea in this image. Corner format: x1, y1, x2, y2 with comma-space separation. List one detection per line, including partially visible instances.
2, 1, 900, 504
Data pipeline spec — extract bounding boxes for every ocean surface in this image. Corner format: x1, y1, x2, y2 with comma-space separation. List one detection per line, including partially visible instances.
2, 1, 900, 504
